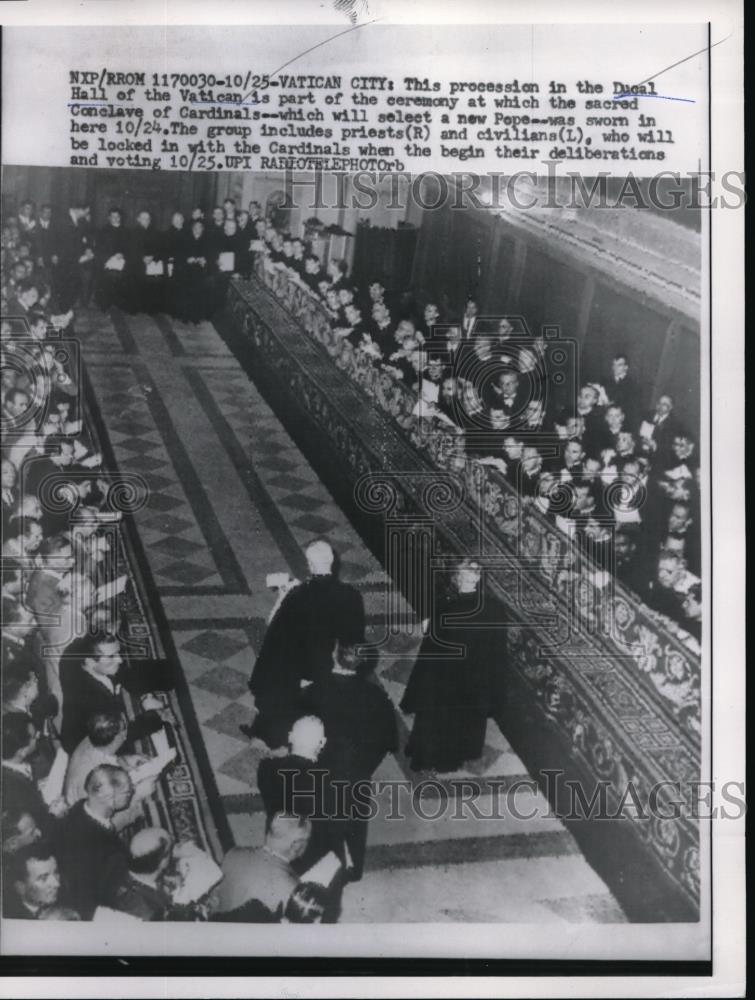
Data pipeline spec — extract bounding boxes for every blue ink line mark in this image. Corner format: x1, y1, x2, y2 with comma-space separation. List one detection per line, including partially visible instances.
613, 93, 696, 103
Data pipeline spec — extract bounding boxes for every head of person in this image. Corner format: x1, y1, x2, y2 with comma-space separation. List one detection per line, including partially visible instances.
682, 582, 703, 621
325, 288, 339, 311
616, 431, 635, 457
440, 376, 456, 403
499, 371, 519, 397
136, 210, 151, 230
171, 211, 185, 230
223, 218, 237, 237
19, 199, 35, 219
394, 319, 415, 347
564, 440, 584, 467
305, 539, 334, 576
338, 286, 354, 307
107, 208, 123, 229
288, 715, 326, 761
612, 353, 629, 380
426, 356, 444, 383
614, 528, 638, 562
62, 634, 122, 685
2, 661, 39, 712
583, 457, 601, 481
39, 204, 52, 225
1, 458, 17, 489
344, 303, 361, 327
282, 881, 328, 923
237, 210, 250, 229
578, 385, 599, 411
304, 254, 320, 275
84, 763, 133, 816
656, 552, 685, 590
454, 558, 481, 593
266, 812, 311, 862
222, 198, 236, 218
38, 533, 75, 570
605, 405, 625, 434
9, 843, 61, 913
212, 206, 224, 226
464, 297, 478, 318
1, 711, 38, 764
4, 388, 30, 420
191, 219, 204, 238
521, 445, 542, 475
489, 407, 508, 431
424, 303, 440, 327
87, 711, 127, 752
525, 399, 544, 426
1, 807, 42, 854
672, 434, 695, 462
503, 436, 524, 461
668, 502, 692, 534
655, 394, 674, 419
127, 827, 173, 879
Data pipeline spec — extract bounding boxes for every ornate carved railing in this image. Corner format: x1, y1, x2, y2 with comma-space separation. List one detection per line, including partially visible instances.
220, 258, 702, 918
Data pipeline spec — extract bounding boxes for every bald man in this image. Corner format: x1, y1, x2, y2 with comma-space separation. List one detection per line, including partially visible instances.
211, 813, 311, 921
246, 540, 365, 749
53, 763, 133, 918
113, 827, 174, 921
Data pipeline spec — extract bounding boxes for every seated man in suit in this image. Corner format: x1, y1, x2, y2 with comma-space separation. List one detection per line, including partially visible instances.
1, 712, 51, 827
211, 812, 311, 922
3, 841, 64, 919
58, 634, 164, 755
53, 763, 133, 919
112, 827, 175, 921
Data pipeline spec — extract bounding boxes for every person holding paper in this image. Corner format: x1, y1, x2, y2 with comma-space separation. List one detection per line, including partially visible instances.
211, 812, 311, 922
112, 827, 175, 921
129, 209, 164, 315
302, 642, 397, 881
95, 208, 130, 312
246, 539, 365, 749
58, 634, 164, 754
53, 763, 133, 919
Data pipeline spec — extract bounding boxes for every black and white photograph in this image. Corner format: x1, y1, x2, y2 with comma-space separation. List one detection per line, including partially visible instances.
0, 4, 745, 998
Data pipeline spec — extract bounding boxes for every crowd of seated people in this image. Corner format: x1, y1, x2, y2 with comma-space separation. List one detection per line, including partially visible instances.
2, 206, 198, 921
3, 197, 399, 923
249, 214, 702, 649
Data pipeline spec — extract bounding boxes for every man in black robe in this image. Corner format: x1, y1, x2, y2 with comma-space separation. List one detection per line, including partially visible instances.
95, 208, 130, 312
245, 540, 366, 749
302, 643, 397, 880
129, 210, 164, 315
401, 560, 504, 773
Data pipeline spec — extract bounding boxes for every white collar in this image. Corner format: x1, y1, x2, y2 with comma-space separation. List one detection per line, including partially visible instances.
82, 662, 118, 694
84, 802, 113, 829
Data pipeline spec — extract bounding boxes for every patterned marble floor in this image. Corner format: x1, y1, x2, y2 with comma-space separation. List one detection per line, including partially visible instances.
76, 305, 626, 924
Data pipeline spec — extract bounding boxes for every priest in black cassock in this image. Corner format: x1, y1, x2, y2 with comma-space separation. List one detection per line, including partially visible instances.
94, 208, 130, 312
246, 540, 366, 750
401, 558, 504, 773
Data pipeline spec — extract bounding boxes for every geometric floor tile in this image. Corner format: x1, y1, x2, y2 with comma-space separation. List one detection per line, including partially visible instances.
180, 630, 248, 662
191, 664, 249, 700
203, 702, 255, 740
157, 559, 218, 585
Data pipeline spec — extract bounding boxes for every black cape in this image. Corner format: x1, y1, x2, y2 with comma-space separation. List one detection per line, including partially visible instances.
400, 590, 504, 772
